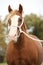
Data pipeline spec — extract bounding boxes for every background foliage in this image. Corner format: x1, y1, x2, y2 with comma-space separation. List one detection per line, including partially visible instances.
24, 14, 43, 40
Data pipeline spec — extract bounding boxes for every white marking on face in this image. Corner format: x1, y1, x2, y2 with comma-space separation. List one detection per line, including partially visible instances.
8, 15, 20, 42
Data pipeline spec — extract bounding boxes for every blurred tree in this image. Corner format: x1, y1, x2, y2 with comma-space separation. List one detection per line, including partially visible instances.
33, 19, 43, 40
0, 17, 7, 62
0, 17, 6, 50
24, 13, 43, 40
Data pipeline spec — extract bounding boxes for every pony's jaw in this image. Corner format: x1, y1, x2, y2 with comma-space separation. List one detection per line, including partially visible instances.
8, 15, 20, 42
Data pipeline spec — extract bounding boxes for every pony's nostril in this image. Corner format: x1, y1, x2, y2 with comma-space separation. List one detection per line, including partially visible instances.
15, 34, 16, 36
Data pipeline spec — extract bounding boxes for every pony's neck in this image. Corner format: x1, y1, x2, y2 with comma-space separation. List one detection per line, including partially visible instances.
18, 33, 25, 43
16, 33, 25, 49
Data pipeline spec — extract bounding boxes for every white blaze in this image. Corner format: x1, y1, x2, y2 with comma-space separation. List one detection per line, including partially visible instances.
8, 15, 20, 41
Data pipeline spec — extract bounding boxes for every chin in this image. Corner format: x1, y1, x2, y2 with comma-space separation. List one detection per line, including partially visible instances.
8, 36, 18, 43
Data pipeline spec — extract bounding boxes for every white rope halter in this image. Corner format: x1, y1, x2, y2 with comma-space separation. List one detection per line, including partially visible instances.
17, 18, 43, 43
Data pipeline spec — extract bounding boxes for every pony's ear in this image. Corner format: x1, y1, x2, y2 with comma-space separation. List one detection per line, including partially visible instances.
18, 4, 23, 14
8, 5, 13, 13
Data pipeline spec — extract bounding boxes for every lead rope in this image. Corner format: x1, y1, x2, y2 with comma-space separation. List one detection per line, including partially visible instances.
19, 18, 43, 43
20, 29, 43, 42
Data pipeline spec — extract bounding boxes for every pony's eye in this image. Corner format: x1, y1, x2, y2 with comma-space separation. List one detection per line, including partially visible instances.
8, 19, 11, 26
18, 18, 22, 26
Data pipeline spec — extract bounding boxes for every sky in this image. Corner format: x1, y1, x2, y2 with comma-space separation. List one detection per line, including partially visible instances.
0, 0, 43, 20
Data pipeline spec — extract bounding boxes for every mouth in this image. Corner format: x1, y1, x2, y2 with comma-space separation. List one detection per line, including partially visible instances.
8, 35, 18, 42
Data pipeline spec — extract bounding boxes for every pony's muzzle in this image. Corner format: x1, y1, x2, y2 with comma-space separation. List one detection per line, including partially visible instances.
8, 33, 18, 42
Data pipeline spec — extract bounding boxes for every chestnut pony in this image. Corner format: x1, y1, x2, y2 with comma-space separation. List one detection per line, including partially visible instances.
6, 4, 43, 65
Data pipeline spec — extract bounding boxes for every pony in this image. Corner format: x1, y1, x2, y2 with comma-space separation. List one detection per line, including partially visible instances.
6, 4, 43, 65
